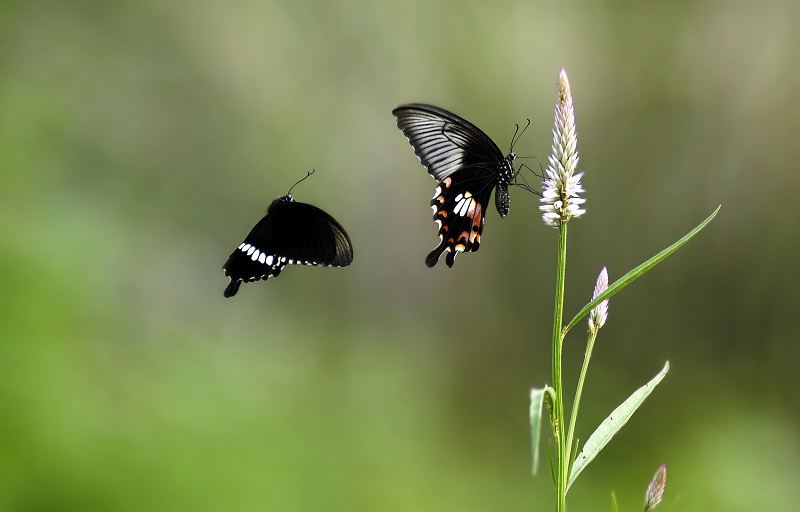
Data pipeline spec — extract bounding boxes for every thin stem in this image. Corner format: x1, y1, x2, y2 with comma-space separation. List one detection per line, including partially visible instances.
565, 329, 597, 478
552, 221, 568, 512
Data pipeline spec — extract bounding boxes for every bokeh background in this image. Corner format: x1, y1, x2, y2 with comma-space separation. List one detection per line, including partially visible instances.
1, 0, 798, 510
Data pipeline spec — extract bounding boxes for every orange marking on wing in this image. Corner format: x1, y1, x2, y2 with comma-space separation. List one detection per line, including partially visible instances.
467, 202, 483, 230
443, 177, 452, 188
455, 244, 466, 252
438, 211, 447, 218
437, 196, 445, 204
459, 231, 469, 242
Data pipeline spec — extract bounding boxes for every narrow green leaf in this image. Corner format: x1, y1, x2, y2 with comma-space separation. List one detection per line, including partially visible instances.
567, 362, 670, 492
611, 492, 619, 512
529, 386, 547, 475
564, 206, 720, 335
569, 437, 580, 475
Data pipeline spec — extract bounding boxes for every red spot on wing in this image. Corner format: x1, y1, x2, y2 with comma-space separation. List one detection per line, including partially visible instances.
468, 201, 483, 229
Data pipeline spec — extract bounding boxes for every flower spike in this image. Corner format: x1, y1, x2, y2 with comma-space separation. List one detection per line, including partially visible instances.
540, 69, 585, 227
644, 464, 667, 511
589, 267, 609, 332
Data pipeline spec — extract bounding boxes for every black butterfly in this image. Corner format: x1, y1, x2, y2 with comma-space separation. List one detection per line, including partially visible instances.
222, 171, 354, 298
392, 103, 529, 268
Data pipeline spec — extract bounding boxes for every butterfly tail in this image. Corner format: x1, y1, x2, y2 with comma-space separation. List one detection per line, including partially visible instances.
224, 279, 242, 298
425, 245, 447, 268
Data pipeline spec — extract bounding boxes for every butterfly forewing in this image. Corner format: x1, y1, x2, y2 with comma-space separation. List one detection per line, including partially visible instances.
393, 104, 506, 181
265, 201, 353, 266
223, 197, 353, 298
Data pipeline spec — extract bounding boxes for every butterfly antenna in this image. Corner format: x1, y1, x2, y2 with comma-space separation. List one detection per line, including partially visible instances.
287, 169, 316, 196
510, 123, 521, 153
510, 118, 531, 152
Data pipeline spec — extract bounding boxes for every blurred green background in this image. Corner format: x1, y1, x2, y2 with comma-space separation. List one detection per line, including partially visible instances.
1, 0, 798, 510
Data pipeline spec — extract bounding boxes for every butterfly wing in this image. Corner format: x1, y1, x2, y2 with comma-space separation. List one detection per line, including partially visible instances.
263, 200, 353, 267
223, 198, 353, 298
392, 103, 506, 181
426, 168, 496, 268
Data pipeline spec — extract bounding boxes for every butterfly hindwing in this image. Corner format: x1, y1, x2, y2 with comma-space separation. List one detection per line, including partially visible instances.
426, 168, 496, 268
223, 196, 353, 298
223, 219, 282, 298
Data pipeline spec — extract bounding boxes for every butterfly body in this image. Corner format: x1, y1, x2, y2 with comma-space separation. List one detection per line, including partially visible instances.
223, 193, 353, 298
392, 103, 518, 268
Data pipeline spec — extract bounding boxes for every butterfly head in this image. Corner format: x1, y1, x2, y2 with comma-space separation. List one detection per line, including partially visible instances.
268, 194, 295, 213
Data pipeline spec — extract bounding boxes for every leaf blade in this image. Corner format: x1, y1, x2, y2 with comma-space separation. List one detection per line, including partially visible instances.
564, 206, 720, 335
567, 362, 670, 492
529, 386, 548, 475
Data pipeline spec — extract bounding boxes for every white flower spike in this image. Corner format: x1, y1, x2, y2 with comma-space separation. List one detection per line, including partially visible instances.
589, 267, 609, 332
540, 69, 585, 227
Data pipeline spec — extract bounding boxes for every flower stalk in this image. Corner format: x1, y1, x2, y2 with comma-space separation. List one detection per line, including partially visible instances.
551, 221, 568, 512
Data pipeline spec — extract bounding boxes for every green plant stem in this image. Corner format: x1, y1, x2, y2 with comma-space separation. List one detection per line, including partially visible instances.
565, 329, 598, 478
552, 222, 568, 512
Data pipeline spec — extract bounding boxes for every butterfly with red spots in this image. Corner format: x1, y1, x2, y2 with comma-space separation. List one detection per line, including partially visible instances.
393, 104, 526, 267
